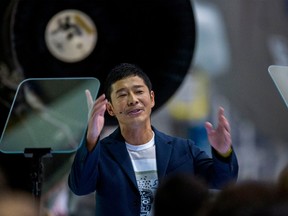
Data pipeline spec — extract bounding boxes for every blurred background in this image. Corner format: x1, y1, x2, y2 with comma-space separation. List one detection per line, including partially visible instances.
1, 0, 288, 215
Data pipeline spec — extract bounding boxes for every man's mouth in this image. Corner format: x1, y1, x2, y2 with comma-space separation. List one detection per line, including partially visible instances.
127, 109, 142, 115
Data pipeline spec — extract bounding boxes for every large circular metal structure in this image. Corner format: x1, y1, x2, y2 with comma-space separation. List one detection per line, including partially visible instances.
3, 0, 195, 125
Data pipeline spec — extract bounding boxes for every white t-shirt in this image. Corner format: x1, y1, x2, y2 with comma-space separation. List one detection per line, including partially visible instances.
126, 132, 158, 216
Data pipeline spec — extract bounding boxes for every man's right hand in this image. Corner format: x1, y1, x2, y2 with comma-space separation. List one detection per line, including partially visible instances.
85, 90, 108, 152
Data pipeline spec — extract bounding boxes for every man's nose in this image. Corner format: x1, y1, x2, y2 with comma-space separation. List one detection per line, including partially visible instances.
128, 93, 138, 105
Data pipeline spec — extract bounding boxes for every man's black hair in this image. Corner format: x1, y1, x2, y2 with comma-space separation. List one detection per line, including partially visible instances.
104, 63, 153, 102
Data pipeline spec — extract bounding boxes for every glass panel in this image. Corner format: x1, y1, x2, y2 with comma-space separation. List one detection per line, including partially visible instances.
268, 65, 288, 109
0, 77, 100, 154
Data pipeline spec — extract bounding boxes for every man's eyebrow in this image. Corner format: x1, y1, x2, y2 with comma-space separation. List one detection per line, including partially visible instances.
115, 85, 145, 94
132, 85, 145, 89
115, 88, 126, 94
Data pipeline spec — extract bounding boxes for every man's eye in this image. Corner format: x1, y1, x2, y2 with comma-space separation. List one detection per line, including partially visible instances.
118, 94, 127, 97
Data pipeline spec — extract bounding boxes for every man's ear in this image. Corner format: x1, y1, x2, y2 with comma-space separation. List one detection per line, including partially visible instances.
106, 102, 115, 116
151, 90, 155, 108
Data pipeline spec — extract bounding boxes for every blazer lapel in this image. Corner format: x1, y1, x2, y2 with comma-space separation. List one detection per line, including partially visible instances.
154, 129, 173, 181
106, 137, 139, 189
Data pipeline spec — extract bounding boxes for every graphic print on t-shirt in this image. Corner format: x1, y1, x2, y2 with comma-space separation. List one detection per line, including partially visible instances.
136, 171, 158, 216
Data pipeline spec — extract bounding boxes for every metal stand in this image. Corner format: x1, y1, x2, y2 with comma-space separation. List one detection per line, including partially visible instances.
24, 148, 52, 215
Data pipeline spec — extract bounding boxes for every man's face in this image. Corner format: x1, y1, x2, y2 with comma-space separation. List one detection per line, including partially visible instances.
106, 75, 155, 126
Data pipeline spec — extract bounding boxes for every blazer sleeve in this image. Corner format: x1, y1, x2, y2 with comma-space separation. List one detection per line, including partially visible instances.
68, 138, 101, 195
194, 145, 239, 189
